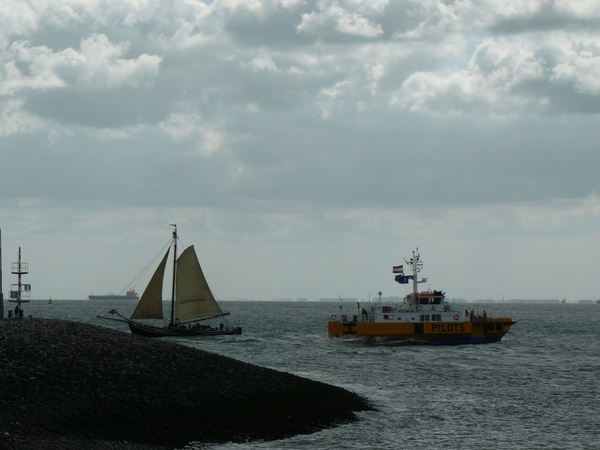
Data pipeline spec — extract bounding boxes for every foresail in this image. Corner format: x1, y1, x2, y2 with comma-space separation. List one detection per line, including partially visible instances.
175, 246, 224, 321
130, 248, 170, 320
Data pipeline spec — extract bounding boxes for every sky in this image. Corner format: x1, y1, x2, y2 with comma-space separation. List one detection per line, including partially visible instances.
1, 0, 600, 302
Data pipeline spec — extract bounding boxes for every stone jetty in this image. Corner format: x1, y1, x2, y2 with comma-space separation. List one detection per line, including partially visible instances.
0, 318, 373, 449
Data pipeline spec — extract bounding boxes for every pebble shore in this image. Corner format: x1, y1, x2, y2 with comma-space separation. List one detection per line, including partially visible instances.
0, 318, 373, 450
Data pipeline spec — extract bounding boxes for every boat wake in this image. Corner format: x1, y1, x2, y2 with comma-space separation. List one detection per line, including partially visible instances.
331, 336, 430, 347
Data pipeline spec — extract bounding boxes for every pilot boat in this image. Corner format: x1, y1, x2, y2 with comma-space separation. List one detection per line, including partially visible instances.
328, 249, 515, 345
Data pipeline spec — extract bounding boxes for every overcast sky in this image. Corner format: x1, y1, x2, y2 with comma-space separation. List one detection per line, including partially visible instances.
1, 0, 600, 303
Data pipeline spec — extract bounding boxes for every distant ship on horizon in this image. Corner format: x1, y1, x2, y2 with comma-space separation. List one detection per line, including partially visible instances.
88, 290, 139, 300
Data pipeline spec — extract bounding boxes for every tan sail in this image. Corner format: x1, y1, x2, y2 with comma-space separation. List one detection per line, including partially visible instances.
130, 249, 170, 320
175, 246, 224, 321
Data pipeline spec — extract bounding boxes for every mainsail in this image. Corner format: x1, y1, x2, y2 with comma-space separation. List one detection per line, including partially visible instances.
175, 246, 225, 321
130, 249, 170, 320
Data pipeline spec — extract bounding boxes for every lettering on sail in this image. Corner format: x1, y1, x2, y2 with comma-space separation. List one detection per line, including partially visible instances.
180, 297, 207, 304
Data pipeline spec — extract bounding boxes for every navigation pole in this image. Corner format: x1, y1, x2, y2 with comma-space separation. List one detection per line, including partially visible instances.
1, 229, 3, 319
9, 247, 30, 318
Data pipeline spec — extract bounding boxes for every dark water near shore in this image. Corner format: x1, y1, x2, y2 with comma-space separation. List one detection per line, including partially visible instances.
20, 300, 600, 449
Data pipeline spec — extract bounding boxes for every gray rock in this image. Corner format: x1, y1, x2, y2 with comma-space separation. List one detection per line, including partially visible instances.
0, 318, 373, 449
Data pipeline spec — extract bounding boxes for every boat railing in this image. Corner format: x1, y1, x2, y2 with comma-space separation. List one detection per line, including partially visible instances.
331, 304, 514, 330
334, 314, 371, 324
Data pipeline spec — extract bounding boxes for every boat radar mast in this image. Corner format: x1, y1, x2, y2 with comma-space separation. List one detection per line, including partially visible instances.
405, 248, 428, 295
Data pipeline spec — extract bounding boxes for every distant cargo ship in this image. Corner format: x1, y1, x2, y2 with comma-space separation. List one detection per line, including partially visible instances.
89, 290, 139, 300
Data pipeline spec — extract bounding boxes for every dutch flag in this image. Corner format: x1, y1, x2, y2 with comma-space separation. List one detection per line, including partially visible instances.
392, 265, 404, 274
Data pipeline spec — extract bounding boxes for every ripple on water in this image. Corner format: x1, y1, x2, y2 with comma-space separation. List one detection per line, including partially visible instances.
23, 300, 600, 450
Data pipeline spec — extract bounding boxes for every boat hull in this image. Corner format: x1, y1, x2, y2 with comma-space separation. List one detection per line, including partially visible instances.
128, 321, 242, 338
328, 319, 514, 345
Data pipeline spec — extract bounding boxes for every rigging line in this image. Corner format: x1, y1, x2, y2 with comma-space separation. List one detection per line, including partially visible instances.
174, 235, 188, 255
97, 237, 173, 316
126, 237, 173, 290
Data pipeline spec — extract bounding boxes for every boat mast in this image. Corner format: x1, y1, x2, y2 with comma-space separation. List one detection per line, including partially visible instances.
411, 249, 420, 296
405, 248, 424, 311
169, 224, 177, 327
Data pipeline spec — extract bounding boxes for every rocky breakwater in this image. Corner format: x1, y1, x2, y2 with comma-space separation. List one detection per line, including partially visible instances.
0, 318, 373, 449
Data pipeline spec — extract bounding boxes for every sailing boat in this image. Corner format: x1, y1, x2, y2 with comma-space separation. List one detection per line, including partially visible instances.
98, 225, 242, 337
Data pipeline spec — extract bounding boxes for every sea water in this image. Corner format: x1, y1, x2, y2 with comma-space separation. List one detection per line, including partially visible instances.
20, 300, 600, 449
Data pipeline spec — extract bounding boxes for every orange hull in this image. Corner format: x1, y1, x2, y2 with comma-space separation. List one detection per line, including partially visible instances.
328, 318, 514, 345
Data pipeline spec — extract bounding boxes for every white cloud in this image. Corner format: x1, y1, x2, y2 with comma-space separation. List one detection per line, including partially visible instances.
75, 34, 162, 88
298, 0, 385, 38
318, 79, 354, 118
571, 191, 600, 218
393, 35, 600, 116
248, 54, 278, 72
0, 0, 37, 48
394, 0, 467, 40
552, 37, 600, 95
220, 0, 306, 19
1, 34, 161, 96
1, 42, 67, 95
161, 111, 203, 141
484, 0, 546, 20
554, 0, 600, 18
0, 99, 44, 136
160, 110, 226, 157
153, 0, 214, 50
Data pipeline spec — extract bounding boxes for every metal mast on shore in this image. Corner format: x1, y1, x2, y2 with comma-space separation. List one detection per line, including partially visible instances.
9, 247, 30, 318
0, 229, 3, 319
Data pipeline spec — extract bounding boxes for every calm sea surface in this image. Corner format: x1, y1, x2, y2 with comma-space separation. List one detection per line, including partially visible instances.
19, 300, 600, 449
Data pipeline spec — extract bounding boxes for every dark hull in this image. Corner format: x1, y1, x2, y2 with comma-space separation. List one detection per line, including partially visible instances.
89, 296, 139, 300
361, 336, 503, 345
128, 321, 242, 338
